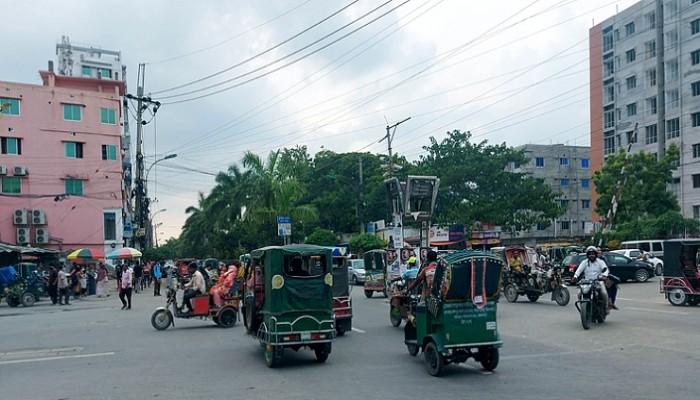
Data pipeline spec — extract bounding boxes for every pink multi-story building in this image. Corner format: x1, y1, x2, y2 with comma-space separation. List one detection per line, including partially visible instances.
0, 64, 126, 254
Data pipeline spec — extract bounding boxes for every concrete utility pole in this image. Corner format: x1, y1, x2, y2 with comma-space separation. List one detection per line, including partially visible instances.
380, 117, 410, 178
358, 157, 365, 233
656, 0, 666, 159
127, 63, 160, 250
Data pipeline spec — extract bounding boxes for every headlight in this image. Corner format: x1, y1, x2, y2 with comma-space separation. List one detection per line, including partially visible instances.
580, 283, 592, 294
271, 274, 284, 289
325, 273, 333, 286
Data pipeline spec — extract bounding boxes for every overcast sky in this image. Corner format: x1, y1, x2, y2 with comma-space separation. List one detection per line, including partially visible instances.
1, 0, 638, 241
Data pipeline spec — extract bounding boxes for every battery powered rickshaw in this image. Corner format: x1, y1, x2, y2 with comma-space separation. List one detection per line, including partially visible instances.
0, 264, 47, 307
403, 250, 504, 376
659, 239, 700, 306
242, 245, 336, 367
364, 249, 388, 298
326, 246, 353, 336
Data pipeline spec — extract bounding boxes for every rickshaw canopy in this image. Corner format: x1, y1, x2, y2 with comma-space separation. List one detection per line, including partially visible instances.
364, 249, 387, 271
662, 239, 700, 278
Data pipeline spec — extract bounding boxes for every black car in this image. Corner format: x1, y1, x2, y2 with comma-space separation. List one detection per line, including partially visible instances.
561, 252, 655, 283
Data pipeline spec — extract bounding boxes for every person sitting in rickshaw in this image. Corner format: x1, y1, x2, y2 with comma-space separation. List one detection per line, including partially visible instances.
509, 252, 527, 286
405, 251, 438, 298
179, 263, 206, 314
390, 256, 419, 293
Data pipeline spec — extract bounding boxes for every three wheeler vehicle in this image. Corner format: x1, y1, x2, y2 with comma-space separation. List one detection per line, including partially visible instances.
403, 250, 504, 376
151, 265, 238, 330
242, 245, 335, 367
326, 247, 353, 336
364, 249, 388, 298
659, 239, 700, 306
0, 265, 47, 307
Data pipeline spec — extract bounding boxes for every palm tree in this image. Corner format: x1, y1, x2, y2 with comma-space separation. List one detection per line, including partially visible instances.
205, 164, 250, 231
180, 192, 213, 257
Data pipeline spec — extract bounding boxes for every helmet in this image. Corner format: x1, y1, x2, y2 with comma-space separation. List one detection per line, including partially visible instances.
585, 246, 597, 255
407, 256, 417, 264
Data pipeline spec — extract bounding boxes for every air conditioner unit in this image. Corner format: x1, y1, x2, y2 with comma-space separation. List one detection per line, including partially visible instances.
17, 228, 29, 244
32, 209, 47, 225
13, 209, 28, 225
13, 166, 28, 176
0, 165, 7, 175
35, 228, 49, 244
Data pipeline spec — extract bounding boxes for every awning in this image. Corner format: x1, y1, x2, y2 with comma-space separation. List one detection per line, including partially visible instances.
0, 242, 59, 255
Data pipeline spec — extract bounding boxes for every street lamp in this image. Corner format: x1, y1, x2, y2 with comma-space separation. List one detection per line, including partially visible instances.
145, 153, 177, 183
148, 208, 167, 248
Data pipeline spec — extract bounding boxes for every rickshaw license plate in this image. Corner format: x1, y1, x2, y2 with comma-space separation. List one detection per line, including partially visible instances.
301, 332, 311, 341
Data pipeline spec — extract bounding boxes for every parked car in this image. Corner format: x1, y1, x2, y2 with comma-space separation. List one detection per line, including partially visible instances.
561, 252, 655, 283
619, 240, 664, 260
610, 249, 663, 276
348, 259, 365, 285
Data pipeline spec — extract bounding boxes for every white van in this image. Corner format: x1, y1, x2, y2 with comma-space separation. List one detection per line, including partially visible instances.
619, 240, 664, 259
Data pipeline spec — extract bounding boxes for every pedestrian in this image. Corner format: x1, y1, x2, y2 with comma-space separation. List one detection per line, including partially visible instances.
143, 262, 152, 289
96, 263, 109, 298
47, 264, 58, 305
57, 264, 71, 305
133, 261, 143, 293
166, 264, 174, 291
116, 264, 123, 292
68, 263, 81, 300
87, 265, 97, 296
119, 264, 133, 310
80, 266, 88, 297
153, 261, 162, 296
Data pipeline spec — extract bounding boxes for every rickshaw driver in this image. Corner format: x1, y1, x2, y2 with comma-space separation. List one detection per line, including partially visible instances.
179, 263, 206, 313
571, 246, 610, 314
405, 251, 439, 298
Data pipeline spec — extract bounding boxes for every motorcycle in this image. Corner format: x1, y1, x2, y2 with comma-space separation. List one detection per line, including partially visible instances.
389, 279, 414, 327
574, 276, 608, 330
150, 285, 238, 330
503, 265, 570, 306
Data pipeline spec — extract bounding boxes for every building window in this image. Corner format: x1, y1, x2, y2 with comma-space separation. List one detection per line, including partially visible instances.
627, 130, 637, 144
536, 223, 547, 231
100, 108, 117, 125
582, 200, 591, 209
65, 179, 83, 195
694, 144, 700, 158
693, 81, 700, 97
666, 29, 679, 48
626, 49, 636, 63
603, 32, 613, 52
560, 221, 571, 230
626, 102, 637, 117
693, 19, 700, 35
0, 97, 20, 115
1, 137, 21, 155
694, 205, 700, 219
692, 50, 700, 65
81, 66, 92, 76
626, 75, 637, 90
645, 40, 656, 58
560, 157, 569, 166
646, 69, 657, 87
581, 179, 590, 188
560, 178, 569, 187
645, 97, 657, 115
645, 125, 658, 145
65, 142, 84, 159
1, 177, 21, 194
604, 59, 614, 77
560, 199, 569, 207
604, 110, 615, 129
581, 158, 589, 168
101, 144, 117, 161
605, 85, 615, 103
604, 136, 616, 155
694, 174, 700, 188
63, 104, 82, 121
625, 22, 635, 36
645, 11, 656, 30
693, 112, 700, 127
535, 157, 544, 168
667, 88, 679, 109
667, 118, 680, 138
104, 212, 117, 241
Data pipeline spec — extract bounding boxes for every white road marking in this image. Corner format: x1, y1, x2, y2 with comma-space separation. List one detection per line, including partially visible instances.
0, 352, 115, 365
351, 327, 366, 333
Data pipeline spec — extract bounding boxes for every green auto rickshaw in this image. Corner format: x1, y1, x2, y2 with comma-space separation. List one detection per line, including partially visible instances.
363, 249, 388, 298
404, 250, 504, 376
242, 244, 336, 367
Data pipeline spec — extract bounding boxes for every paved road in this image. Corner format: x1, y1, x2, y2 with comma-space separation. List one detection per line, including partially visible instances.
0, 277, 698, 400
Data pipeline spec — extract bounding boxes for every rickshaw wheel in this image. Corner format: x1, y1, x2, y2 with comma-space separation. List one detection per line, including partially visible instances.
479, 347, 499, 371
667, 289, 688, 306
407, 344, 419, 356
554, 287, 570, 306
314, 343, 331, 363
504, 284, 518, 303
216, 307, 237, 328
688, 296, 700, 306
424, 342, 444, 376
390, 306, 402, 327
7, 295, 20, 308
21, 292, 36, 307
526, 293, 539, 302
364, 290, 373, 298
151, 309, 173, 330
264, 346, 282, 368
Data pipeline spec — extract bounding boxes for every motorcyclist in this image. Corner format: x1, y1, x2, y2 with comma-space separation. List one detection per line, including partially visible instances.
571, 246, 610, 313
391, 256, 418, 282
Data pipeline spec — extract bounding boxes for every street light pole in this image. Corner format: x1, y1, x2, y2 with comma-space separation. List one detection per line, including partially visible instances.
142, 154, 176, 248
149, 208, 166, 248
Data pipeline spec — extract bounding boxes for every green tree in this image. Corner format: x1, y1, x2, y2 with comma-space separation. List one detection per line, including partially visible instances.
305, 228, 338, 246
348, 233, 386, 255
414, 130, 563, 230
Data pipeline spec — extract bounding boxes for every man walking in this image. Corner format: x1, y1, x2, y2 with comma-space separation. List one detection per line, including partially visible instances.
133, 261, 143, 294
119, 264, 133, 310
57, 264, 71, 305
153, 261, 162, 296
